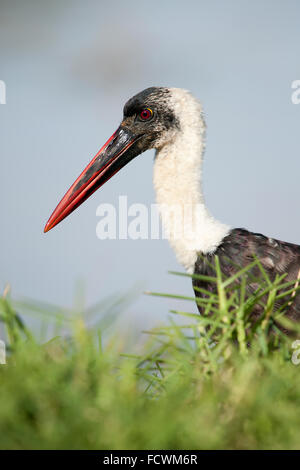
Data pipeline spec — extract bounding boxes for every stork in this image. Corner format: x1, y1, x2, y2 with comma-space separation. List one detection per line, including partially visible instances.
44, 87, 300, 323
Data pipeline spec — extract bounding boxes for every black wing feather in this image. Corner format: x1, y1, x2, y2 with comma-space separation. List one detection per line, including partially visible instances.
193, 228, 300, 326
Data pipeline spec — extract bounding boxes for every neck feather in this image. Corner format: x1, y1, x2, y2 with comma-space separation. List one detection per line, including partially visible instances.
153, 89, 230, 273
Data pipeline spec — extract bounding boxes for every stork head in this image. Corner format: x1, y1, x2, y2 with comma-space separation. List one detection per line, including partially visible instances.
44, 87, 184, 233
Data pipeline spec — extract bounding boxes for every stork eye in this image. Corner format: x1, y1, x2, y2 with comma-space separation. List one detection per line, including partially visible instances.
139, 108, 153, 121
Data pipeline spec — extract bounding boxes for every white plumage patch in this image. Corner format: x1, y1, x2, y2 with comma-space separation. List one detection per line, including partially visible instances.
153, 88, 230, 273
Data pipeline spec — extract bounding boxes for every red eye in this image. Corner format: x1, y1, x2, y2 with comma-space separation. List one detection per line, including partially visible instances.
140, 108, 153, 121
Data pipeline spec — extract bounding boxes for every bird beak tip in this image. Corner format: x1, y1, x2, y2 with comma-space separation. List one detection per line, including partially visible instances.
43, 222, 52, 233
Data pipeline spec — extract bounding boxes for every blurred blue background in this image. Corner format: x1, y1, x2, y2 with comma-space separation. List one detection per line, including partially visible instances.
0, 0, 299, 333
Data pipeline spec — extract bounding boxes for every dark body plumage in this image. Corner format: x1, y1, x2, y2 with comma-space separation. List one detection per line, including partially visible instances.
193, 228, 300, 326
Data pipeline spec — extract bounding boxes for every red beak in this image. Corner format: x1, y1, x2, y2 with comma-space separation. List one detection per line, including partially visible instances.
44, 127, 140, 233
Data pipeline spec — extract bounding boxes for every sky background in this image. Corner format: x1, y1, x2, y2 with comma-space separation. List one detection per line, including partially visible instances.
0, 0, 299, 336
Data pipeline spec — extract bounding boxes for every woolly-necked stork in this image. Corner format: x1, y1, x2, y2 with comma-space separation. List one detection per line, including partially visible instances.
44, 87, 300, 323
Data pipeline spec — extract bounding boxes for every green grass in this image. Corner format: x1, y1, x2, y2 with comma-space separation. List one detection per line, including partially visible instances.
0, 260, 300, 450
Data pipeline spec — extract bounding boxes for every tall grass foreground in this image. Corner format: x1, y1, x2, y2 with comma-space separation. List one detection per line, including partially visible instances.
0, 259, 300, 450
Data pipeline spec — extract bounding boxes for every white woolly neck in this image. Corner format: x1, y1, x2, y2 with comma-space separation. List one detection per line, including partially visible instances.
153, 88, 230, 273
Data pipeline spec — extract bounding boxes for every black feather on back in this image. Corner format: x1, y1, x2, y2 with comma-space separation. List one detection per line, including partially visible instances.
193, 228, 300, 329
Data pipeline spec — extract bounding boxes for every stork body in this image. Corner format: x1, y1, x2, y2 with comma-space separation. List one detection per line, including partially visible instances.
193, 228, 300, 323
44, 87, 300, 323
